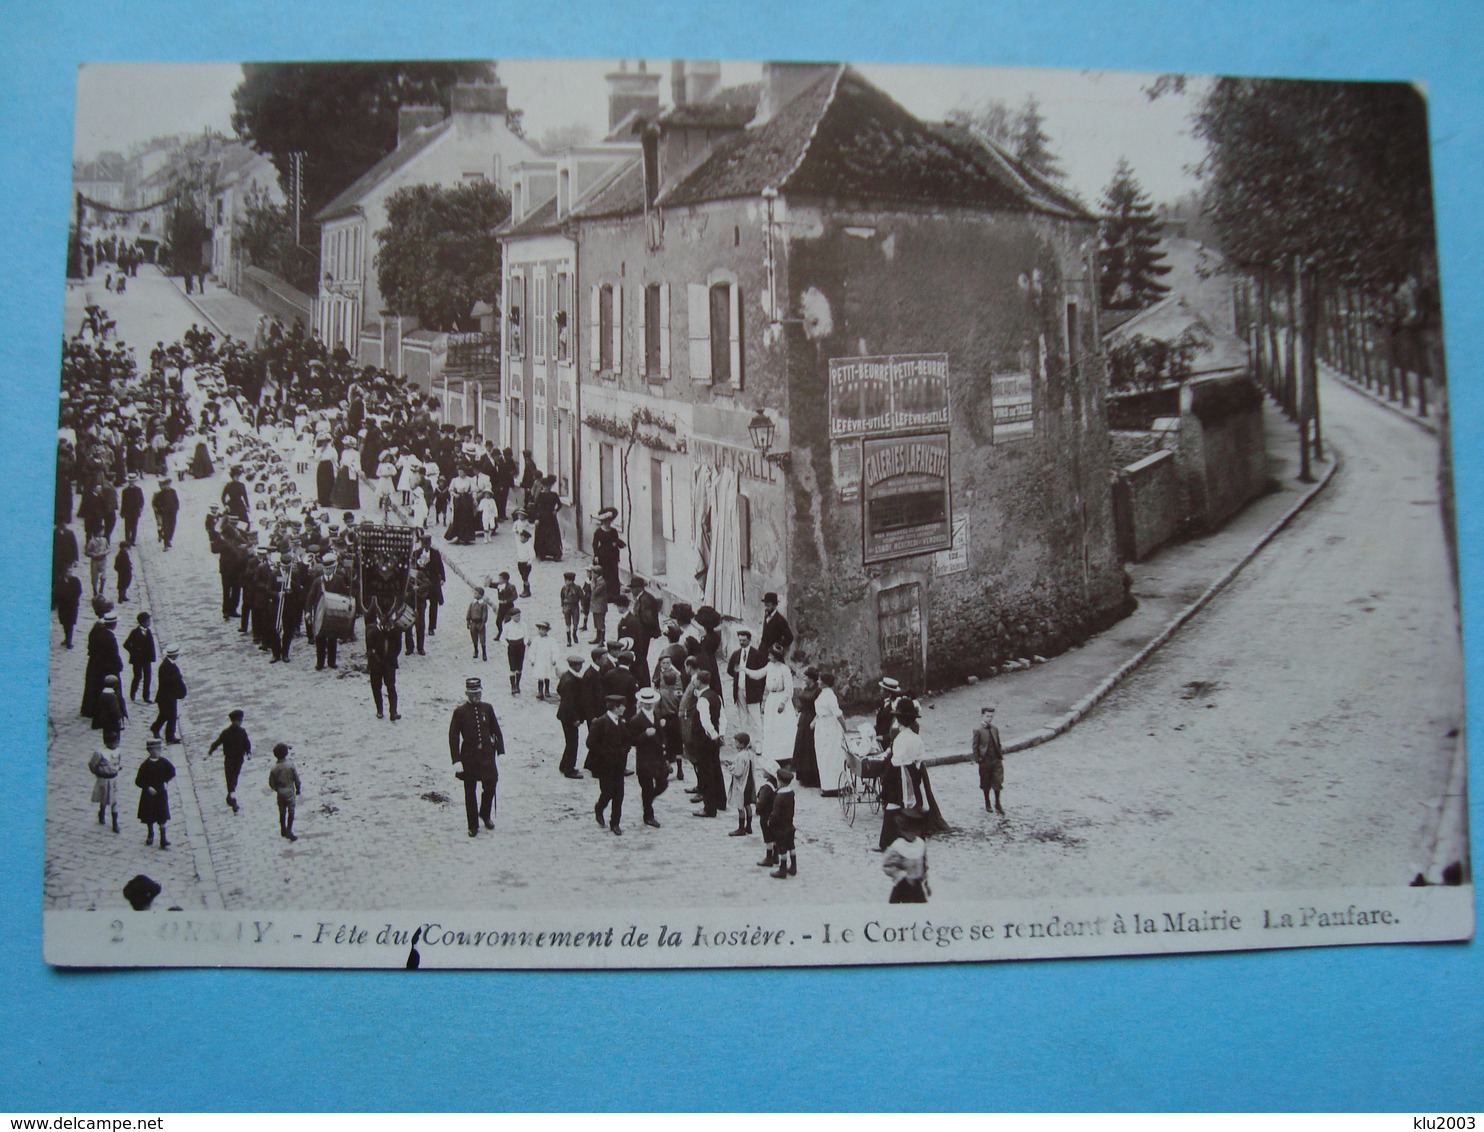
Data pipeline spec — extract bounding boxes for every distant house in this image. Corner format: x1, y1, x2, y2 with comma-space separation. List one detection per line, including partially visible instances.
490, 61, 649, 501
311, 82, 541, 368
209, 145, 285, 293
73, 153, 125, 210
563, 61, 1126, 697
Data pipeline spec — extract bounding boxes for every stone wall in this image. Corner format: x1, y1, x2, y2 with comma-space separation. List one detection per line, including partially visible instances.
781, 203, 1131, 701
1113, 449, 1181, 561
1180, 374, 1268, 531
240, 266, 312, 330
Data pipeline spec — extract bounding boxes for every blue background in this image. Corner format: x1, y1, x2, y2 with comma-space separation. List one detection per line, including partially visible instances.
2, 0, 1481, 1112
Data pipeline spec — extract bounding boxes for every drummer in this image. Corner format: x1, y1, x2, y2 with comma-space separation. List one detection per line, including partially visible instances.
313, 552, 355, 671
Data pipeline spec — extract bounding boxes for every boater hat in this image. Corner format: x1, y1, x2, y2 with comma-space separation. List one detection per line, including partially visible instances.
880, 676, 902, 693
636, 688, 660, 706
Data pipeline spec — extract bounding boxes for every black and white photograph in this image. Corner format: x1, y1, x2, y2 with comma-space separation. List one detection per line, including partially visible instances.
45, 56, 1471, 969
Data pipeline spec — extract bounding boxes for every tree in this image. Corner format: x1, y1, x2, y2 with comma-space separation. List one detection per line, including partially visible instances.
537, 122, 595, 153
946, 97, 1017, 146
230, 61, 506, 222
1098, 158, 1173, 310
236, 186, 320, 293
1193, 77, 1438, 478
375, 181, 510, 332
1013, 96, 1064, 180
164, 198, 208, 277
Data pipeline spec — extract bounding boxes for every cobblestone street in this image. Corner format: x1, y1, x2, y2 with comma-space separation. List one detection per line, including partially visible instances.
48, 264, 1465, 919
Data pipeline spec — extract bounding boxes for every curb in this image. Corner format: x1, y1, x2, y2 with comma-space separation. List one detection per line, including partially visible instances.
922, 449, 1341, 769
131, 546, 226, 910
1326, 366, 1440, 437
172, 279, 232, 341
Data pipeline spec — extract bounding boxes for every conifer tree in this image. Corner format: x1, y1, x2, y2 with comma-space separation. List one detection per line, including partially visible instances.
1013, 96, 1064, 180
1098, 158, 1172, 310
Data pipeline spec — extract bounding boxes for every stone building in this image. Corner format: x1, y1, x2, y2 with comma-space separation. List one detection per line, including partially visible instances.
311, 82, 540, 358
542, 62, 1129, 698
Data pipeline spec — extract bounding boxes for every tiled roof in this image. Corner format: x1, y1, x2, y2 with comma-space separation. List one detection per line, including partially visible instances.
497, 193, 561, 239
567, 156, 646, 221
312, 121, 450, 222
663, 66, 1093, 220
660, 68, 843, 208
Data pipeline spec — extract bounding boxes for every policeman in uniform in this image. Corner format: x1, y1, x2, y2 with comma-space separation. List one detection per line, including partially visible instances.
449, 676, 504, 837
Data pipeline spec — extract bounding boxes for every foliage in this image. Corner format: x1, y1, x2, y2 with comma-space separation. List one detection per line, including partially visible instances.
1013, 96, 1064, 180
375, 181, 509, 331
945, 97, 1017, 146
1188, 374, 1263, 427
230, 61, 506, 220
164, 199, 208, 276
948, 95, 1065, 181
1098, 158, 1173, 310
1192, 77, 1434, 294
236, 185, 321, 293
1106, 327, 1210, 392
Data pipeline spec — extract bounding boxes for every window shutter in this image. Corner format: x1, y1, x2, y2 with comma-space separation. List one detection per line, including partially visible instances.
729, 282, 743, 389
612, 284, 624, 374
688, 283, 712, 384
638, 286, 648, 378
588, 284, 600, 374
659, 283, 671, 379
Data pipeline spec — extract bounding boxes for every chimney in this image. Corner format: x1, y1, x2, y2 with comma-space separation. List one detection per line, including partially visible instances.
450, 82, 509, 117
398, 105, 444, 147
686, 60, 722, 106
606, 59, 662, 131
755, 61, 838, 125
671, 60, 687, 108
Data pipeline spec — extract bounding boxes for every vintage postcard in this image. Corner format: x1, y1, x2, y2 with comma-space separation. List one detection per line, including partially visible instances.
45, 58, 1470, 968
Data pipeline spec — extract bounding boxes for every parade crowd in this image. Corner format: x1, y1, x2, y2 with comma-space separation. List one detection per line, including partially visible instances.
53, 302, 1011, 907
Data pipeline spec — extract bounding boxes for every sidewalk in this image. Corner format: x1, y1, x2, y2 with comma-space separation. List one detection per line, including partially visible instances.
884, 394, 1341, 766
165, 269, 268, 342
1321, 359, 1442, 437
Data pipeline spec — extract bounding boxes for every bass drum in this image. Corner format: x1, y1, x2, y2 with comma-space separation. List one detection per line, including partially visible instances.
312, 592, 357, 640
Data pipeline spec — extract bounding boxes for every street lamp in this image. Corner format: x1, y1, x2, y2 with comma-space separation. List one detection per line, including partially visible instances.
747, 409, 789, 469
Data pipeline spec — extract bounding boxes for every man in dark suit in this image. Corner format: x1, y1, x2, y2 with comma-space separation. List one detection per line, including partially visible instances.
556, 655, 587, 779
421, 535, 446, 636
690, 670, 728, 818
80, 611, 122, 717
365, 614, 402, 721
629, 687, 669, 828
151, 645, 187, 744
120, 473, 144, 546
581, 647, 608, 722
449, 676, 504, 836
151, 476, 179, 550
629, 577, 662, 683
586, 694, 631, 836
726, 629, 766, 733
758, 592, 794, 658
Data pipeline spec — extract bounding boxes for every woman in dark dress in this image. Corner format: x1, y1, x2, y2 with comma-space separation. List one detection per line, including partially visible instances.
533, 475, 563, 561
189, 439, 214, 479
315, 440, 337, 507
135, 739, 175, 848
792, 666, 821, 788
591, 509, 625, 595
445, 467, 479, 545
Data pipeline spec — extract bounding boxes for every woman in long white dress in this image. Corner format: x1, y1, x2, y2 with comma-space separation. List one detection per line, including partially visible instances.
813, 670, 847, 795
747, 643, 797, 766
